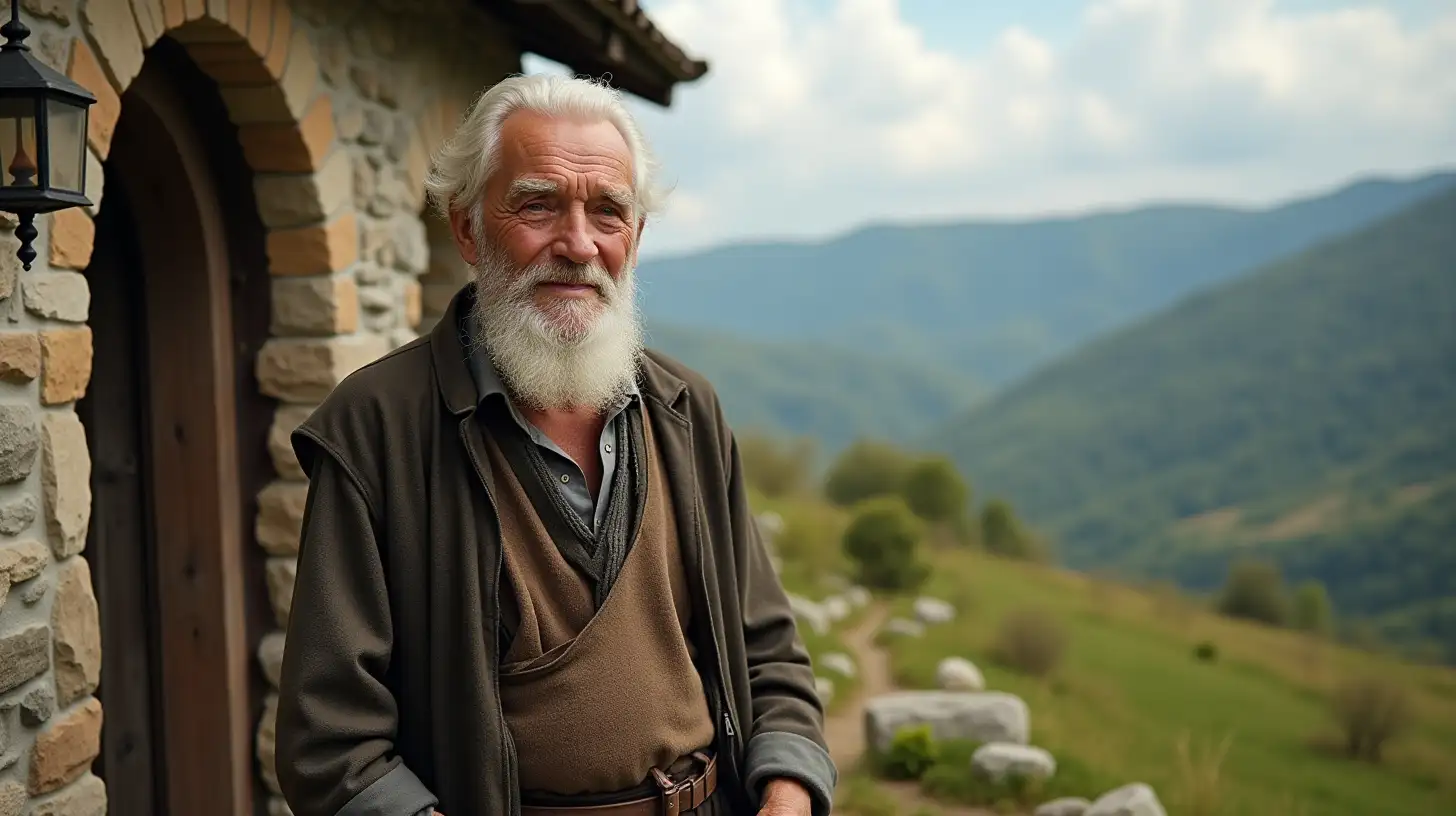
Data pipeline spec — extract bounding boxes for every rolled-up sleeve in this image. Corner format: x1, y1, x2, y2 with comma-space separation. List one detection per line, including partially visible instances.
275, 438, 438, 816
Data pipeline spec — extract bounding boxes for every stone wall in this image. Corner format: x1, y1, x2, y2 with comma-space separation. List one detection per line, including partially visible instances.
0, 1, 515, 814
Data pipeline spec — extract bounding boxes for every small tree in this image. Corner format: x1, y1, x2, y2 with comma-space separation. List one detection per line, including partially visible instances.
1332, 675, 1409, 763
842, 496, 929, 592
1291, 580, 1334, 636
1216, 559, 1289, 626
981, 499, 1040, 561
738, 432, 816, 499
824, 439, 913, 507
900, 456, 970, 525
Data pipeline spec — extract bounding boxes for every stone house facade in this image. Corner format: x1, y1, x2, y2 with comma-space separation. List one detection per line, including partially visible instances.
0, 1, 704, 814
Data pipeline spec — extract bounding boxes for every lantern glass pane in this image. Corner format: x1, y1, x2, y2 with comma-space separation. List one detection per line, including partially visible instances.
47, 98, 87, 195
0, 97, 39, 190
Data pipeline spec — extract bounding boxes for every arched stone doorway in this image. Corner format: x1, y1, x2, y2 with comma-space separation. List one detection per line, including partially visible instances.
78, 34, 275, 816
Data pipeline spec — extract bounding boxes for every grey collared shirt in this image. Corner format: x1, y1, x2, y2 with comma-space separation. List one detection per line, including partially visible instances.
464, 328, 638, 532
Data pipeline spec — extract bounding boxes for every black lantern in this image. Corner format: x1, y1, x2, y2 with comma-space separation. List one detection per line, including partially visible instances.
0, 0, 96, 271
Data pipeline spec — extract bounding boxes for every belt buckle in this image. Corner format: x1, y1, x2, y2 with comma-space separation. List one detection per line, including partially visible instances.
649, 767, 690, 815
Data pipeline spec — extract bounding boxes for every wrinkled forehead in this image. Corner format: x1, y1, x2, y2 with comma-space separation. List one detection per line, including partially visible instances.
492, 111, 635, 200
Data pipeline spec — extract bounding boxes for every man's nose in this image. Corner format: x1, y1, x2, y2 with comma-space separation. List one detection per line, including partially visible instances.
553, 207, 599, 265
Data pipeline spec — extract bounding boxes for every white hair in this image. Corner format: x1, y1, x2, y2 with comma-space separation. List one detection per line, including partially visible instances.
424, 74, 667, 223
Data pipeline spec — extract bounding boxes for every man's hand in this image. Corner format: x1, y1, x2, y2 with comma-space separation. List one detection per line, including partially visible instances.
758, 777, 813, 816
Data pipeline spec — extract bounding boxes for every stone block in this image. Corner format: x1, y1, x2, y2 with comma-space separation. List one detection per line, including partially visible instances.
84, 149, 104, 217
262, 0, 291, 77
0, 539, 48, 584
266, 211, 358, 276
83, 0, 146, 89
246, 0, 274, 57
278, 27, 318, 119
0, 405, 39, 484
28, 772, 107, 816
255, 480, 308, 555
238, 92, 332, 174
52, 557, 102, 707
42, 412, 92, 560
28, 697, 103, 795
40, 328, 93, 405
254, 148, 352, 228
0, 625, 49, 695
21, 684, 57, 726
270, 275, 358, 336
256, 692, 280, 794
0, 332, 40, 383
67, 41, 121, 159
267, 404, 312, 480
131, 0, 167, 45
0, 780, 23, 816
0, 495, 38, 535
23, 577, 49, 605
265, 556, 296, 628
864, 691, 1031, 755
48, 209, 96, 271
256, 335, 388, 403
258, 631, 286, 688
24, 273, 91, 322
403, 279, 422, 328
390, 217, 428, 275
21, 0, 70, 24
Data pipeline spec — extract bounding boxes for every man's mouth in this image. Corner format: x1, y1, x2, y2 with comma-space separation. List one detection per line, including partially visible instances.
538, 281, 601, 297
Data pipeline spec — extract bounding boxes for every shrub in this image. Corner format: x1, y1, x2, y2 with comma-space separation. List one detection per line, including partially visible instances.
899, 456, 970, 525
981, 499, 1044, 561
992, 607, 1068, 678
1216, 559, 1289, 626
1291, 580, 1335, 636
1331, 675, 1410, 763
881, 725, 939, 780
738, 432, 816, 498
1193, 641, 1219, 663
1172, 731, 1234, 816
842, 496, 930, 592
824, 439, 914, 507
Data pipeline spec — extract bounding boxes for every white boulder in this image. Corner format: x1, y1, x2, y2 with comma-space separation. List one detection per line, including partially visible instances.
788, 594, 830, 635
1086, 783, 1166, 816
864, 691, 1030, 754
845, 586, 871, 607
822, 596, 852, 622
814, 676, 834, 704
819, 652, 856, 678
971, 742, 1057, 782
882, 617, 925, 638
936, 656, 986, 691
1036, 798, 1092, 816
914, 596, 956, 624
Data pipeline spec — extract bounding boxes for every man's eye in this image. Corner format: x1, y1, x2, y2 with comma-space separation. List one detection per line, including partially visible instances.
523, 202, 550, 213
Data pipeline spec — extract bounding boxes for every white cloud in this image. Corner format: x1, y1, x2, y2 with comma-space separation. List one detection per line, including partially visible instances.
614, 0, 1456, 256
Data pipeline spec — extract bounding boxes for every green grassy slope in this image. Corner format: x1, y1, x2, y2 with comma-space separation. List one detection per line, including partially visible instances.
878, 549, 1456, 816
637, 172, 1456, 386
645, 322, 980, 453
930, 187, 1456, 656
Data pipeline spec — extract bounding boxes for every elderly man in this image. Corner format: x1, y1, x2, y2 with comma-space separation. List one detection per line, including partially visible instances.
274, 74, 835, 816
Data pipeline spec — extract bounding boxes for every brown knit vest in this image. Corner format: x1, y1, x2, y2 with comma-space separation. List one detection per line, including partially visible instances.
482, 404, 717, 796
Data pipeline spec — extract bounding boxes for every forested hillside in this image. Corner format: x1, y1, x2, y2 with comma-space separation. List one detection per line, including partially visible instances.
638, 172, 1455, 386
931, 188, 1456, 658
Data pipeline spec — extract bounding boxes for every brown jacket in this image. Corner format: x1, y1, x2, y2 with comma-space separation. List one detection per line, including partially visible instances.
275, 285, 834, 816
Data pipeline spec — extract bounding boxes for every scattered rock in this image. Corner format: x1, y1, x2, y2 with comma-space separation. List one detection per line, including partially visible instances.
818, 652, 856, 678
864, 691, 1030, 754
936, 656, 986, 691
1086, 783, 1166, 816
787, 594, 830, 636
914, 596, 955, 624
881, 617, 925, 638
755, 511, 784, 539
814, 676, 834, 704
971, 742, 1057, 782
1036, 798, 1092, 816
844, 586, 871, 607
822, 596, 851, 622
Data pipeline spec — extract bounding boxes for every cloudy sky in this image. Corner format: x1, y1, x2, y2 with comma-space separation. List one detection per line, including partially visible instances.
523, 0, 1456, 258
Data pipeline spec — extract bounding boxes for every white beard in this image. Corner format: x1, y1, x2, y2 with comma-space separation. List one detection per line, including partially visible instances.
467, 240, 644, 412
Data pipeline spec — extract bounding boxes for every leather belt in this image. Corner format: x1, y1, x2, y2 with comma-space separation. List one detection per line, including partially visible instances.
520, 752, 718, 816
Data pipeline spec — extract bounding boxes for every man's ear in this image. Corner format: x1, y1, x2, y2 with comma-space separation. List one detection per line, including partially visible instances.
449, 207, 479, 265
636, 216, 646, 243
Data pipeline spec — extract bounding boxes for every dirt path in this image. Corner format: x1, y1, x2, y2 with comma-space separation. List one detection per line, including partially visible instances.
826, 605, 998, 816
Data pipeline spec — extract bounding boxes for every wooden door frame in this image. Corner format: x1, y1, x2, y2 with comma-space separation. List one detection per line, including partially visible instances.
96, 37, 274, 816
